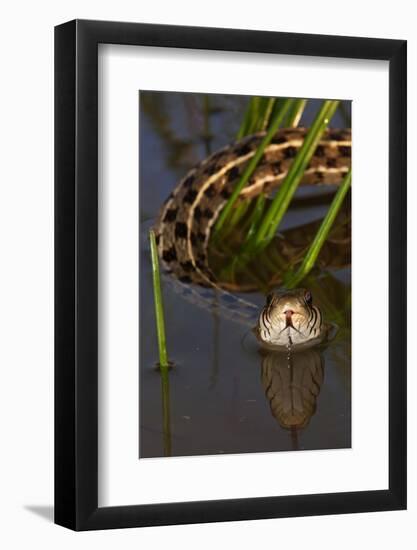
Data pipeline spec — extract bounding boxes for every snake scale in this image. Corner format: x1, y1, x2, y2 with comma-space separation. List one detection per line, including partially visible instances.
154, 126, 351, 347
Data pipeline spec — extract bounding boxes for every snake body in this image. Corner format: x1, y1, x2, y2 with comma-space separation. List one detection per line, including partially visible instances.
154, 126, 351, 346
155, 127, 351, 286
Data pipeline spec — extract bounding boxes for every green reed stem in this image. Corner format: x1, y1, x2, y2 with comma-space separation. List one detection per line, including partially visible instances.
237, 97, 278, 138
248, 100, 340, 253
244, 194, 266, 242
213, 98, 294, 237
285, 98, 307, 128
236, 97, 260, 138
149, 229, 169, 368
236, 104, 251, 140
260, 97, 277, 130
219, 200, 250, 239
248, 99, 261, 134
286, 169, 351, 288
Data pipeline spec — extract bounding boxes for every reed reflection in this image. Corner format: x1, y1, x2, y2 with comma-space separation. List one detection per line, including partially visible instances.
160, 366, 172, 457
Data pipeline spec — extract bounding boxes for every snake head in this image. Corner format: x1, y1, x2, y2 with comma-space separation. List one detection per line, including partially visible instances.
257, 288, 324, 349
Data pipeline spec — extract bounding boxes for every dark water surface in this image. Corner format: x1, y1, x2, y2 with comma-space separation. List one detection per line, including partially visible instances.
139, 92, 351, 458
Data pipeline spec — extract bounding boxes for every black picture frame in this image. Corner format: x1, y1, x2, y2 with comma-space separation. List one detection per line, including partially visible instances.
55, 19, 407, 531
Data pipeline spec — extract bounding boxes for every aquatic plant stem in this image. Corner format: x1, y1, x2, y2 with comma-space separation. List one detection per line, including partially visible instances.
286, 169, 351, 288
285, 98, 307, 128
260, 97, 277, 130
149, 229, 169, 368
150, 230, 171, 454
219, 200, 250, 239
243, 194, 266, 243
236, 96, 277, 138
213, 98, 294, 237
236, 97, 260, 138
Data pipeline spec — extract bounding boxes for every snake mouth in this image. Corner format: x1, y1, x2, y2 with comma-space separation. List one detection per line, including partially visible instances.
285, 309, 294, 328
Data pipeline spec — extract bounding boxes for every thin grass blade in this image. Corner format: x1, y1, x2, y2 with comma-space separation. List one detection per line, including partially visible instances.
285, 169, 351, 288
149, 229, 169, 367
260, 97, 277, 130
285, 98, 307, 128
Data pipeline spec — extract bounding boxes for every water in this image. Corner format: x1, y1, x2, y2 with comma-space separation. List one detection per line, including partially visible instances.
139, 91, 351, 458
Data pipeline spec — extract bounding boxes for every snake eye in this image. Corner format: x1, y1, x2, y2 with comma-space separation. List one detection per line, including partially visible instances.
304, 290, 313, 305
266, 293, 274, 306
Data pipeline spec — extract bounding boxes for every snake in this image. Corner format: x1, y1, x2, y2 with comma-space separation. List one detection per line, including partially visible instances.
154, 126, 351, 348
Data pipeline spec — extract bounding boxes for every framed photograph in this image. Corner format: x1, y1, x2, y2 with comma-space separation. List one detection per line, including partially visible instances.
55, 19, 407, 530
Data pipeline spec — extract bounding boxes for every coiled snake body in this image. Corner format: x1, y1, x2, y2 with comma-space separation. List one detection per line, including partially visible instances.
154, 127, 351, 348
